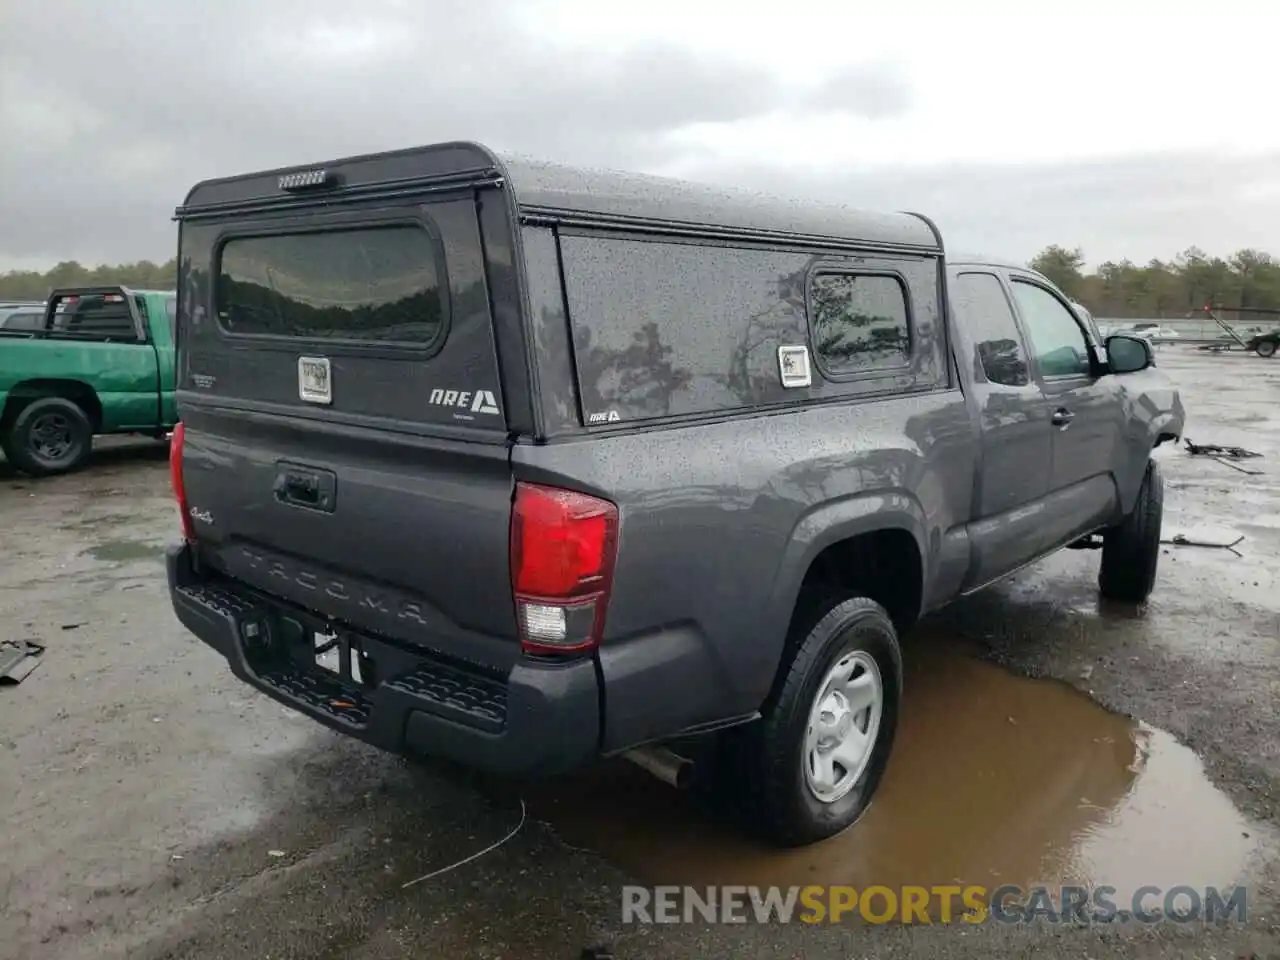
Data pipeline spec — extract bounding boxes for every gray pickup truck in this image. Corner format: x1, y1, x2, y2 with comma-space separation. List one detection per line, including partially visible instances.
165, 142, 1184, 847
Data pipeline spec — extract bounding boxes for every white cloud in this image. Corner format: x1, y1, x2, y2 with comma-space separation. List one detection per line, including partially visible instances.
541, 0, 1280, 162
2, 0, 1278, 269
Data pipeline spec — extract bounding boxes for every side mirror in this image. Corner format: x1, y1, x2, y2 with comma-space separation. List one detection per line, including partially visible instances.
1105, 334, 1153, 374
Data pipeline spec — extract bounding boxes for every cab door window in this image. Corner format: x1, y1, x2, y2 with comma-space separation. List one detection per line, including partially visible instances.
1010, 280, 1092, 378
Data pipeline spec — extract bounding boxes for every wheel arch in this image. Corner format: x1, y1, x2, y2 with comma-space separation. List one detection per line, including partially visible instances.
759, 493, 928, 701
1, 378, 103, 433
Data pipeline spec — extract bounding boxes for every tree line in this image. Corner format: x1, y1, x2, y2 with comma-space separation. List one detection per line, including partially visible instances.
1029, 246, 1280, 318
0, 259, 178, 300
5, 246, 1280, 319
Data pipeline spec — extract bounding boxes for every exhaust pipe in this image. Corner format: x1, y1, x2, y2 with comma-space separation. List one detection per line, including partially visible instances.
622, 745, 693, 790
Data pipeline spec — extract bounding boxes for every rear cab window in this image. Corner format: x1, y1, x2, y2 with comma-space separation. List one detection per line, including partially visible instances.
50, 294, 142, 342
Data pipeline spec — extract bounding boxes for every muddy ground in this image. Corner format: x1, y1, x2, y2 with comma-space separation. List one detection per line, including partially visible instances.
2, 347, 1279, 959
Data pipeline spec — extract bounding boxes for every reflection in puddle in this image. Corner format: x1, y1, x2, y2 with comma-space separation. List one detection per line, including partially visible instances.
520, 632, 1266, 905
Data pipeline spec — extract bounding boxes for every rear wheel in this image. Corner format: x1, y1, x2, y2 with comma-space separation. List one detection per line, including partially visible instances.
722, 592, 902, 847
3, 397, 94, 477
1098, 459, 1163, 603
1256, 340, 1277, 358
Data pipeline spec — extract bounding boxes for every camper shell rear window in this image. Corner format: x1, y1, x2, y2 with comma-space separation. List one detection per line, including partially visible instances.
214, 223, 449, 348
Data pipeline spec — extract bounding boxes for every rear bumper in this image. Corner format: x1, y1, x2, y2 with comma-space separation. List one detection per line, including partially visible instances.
166, 541, 600, 776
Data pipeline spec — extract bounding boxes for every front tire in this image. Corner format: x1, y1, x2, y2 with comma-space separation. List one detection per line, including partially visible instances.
726, 592, 902, 847
1098, 459, 1163, 603
1256, 340, 1277, 358
3, 397, 94, 477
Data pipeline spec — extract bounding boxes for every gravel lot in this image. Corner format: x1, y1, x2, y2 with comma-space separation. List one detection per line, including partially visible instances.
2, 347, 1279, 959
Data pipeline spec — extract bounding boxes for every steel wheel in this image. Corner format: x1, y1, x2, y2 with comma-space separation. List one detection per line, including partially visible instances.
5, 396, 94, 477
29, 412, 74, 462
802, 649, 883, 804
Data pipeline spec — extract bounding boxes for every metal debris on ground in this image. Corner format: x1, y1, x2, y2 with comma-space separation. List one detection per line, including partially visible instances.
1161, 533, 1246, 557
1184, 441, 1261, 458
0, 639, 45, 684
1184, 438, 1264, 474
401, 798, 528, 890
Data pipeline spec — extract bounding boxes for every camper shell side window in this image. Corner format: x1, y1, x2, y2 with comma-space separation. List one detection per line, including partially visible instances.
806, 270, 913, 380
557, 233, 949, 427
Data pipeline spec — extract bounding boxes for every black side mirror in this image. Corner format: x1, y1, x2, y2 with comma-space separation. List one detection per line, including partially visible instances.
1105, 333, 1153, 374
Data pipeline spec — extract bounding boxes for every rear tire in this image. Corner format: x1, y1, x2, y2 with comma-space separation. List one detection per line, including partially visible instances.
721, 592, 902, 847
1098, 458, 1163, 603
1256, 340, 1277, 358
4, 397, 94, 477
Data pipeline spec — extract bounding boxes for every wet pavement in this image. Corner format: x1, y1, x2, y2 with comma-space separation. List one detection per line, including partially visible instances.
2, 348, 1279, 959
523, 636, 1267, 905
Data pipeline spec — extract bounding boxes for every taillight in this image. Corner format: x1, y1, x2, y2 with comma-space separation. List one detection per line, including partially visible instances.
510, 481, 618, 655
170, 421, 195, 542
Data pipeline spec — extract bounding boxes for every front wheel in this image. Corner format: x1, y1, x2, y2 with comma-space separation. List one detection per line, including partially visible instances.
1256, 340, 1277, 358
724, 592, 902, 847
1098, 459, 1163, 603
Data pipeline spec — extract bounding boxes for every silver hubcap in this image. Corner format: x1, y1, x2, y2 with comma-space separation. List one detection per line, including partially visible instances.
803, 650, 883, 804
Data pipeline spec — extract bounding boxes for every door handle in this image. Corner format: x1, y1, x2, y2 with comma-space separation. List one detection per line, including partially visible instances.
1051, 408, 1075, 427
277, 472, 320, 504
273, 462, 337, 513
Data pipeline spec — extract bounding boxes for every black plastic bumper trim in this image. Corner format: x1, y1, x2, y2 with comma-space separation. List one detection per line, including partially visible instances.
166, 541, 601, 776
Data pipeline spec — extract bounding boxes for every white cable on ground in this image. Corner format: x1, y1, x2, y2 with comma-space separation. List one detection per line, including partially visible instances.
400, 797, 527, 889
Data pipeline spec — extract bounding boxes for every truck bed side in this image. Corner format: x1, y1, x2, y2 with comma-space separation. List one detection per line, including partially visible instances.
513, 392, 975, 750
515, 224, 976, 751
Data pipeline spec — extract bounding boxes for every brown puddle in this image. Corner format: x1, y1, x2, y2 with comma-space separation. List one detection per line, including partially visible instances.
516, 630, 1267, 903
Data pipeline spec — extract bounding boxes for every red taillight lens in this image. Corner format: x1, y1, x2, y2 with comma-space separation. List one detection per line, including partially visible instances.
169, 421, 195, 542
512, 486, 611, 596
510, 482, 618, 655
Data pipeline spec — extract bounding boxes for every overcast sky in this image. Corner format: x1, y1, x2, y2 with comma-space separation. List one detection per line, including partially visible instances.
2, 0, 1278, 272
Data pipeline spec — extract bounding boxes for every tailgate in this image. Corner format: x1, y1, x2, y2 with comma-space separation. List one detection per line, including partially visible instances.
176, 194, 520, 671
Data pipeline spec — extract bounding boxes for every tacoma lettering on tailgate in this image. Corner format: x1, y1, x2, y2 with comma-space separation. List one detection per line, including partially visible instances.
238, 547, 429, 625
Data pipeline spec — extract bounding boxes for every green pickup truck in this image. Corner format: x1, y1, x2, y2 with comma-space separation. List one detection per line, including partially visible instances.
0, 286, 177, 476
